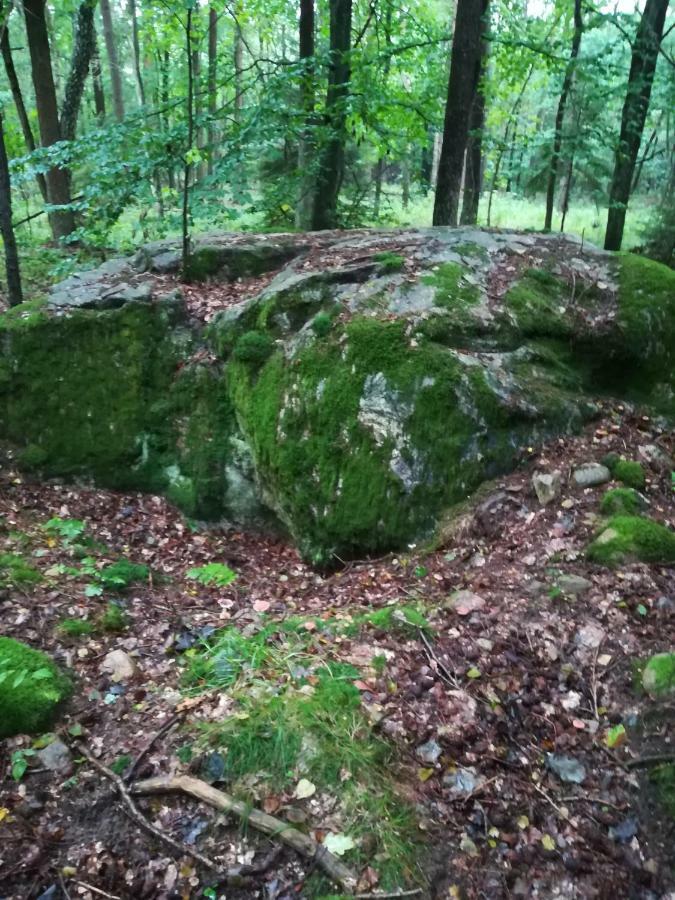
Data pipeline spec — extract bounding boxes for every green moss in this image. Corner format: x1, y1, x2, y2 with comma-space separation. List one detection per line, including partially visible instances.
600, 487, 645, 516
99, 559, 149, 590
0, 637, 72, 738
650, 764, 675, 818
100, 602, 129, 632
373, 251, 405, 273
360, 604, 430, 634
503, 269, 572, 338
311, 311, 334, 337
423, 261, 480, 312
612, 458, 646, 489
232, 330, 274, 367
642, 653, 675, 696
587, 515, 675, 566
0, 553, 42, 588
58, 617, 95, 637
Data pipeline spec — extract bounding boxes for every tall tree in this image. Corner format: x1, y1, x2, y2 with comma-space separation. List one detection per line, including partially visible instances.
23, 0, 76, 239
295, 0, 315, 229
1, 21, 48, 200
60, 0, 97, 142
129, 0, 146, 107
99, 0, 125, 120
90, 26, 106, 120
0, 107, 22, 306
544, 0, 583, 231
233, 1, 244, 124
604, 0, 669, 251
207, 2, 217, 175
459, 12, 489, 226
311, 0, 352, 230
433, 0, 488, 226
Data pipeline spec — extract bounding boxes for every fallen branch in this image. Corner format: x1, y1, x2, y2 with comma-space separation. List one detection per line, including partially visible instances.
353, 890, 422, 899
625, 753, 675, 770
125, 712, 182, 784
76, 743, 223, 876
132, 774, 359, 893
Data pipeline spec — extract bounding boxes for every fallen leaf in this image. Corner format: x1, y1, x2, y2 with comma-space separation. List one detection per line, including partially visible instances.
294, 778, 316, 799
323, 832, 356, 856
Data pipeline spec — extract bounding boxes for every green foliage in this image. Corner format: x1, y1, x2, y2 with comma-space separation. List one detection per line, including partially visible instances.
186, 562, 237, 588
600, 487, 644, 516
58, 618, 95, 637
232, 331, 275, 367
98, 560, 149, 590
11, 748, 36, 781
642, 653, 675, 696
311, 311, 334, 337
100, 602, 129, 633
0, 553, 42, 588
0, 637, 72, 739
44, 517, 86, 544
359, 604, 430, 635
587, 515, 675, 566
650, 764, 675, 819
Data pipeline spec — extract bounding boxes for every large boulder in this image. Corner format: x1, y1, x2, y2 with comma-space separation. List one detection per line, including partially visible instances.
1, 228, 673, 563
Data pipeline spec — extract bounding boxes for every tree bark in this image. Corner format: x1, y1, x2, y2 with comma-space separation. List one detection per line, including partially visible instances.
61, 0, 96, 142
99, 0, 125, 121
23, 0, 76, 239
207, 3, 217, 175
604, 0, 668, 251
233, 1, 244, 124
0, 107, 24, 306
460, 11, 489, 226
295, 0, 315, 229
0, 22, 48, 201
129, 0, 146, 107
311, 0, 352, 231
91, 25, 106, 120
544, 0, 582, 231
433, 0, 488, 226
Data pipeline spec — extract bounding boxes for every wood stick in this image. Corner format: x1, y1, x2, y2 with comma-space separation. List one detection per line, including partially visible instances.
132, 774, 359, 893
125, 712, 182, 784
76, 743, 223, 876
625, 753, 675, 769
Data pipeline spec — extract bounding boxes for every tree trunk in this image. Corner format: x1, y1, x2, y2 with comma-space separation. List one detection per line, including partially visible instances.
373, 0, 393, 219
234, 1, 244, 124
311, 0, 352, 231
604, 0, 668, 251
61, 0, 96, 142
544, 0, 582, 231
182, 8, 194, 275
0, 107, 23, 306
295, 0, 315, 229
433, 0, 488, 226
460, 11, 489, 226
0, 23, 48, 201
91, 25, 106, 120
129, 0, 146, 107
207, 3, 217, 175
23, 0, 76, 239
99, 0, 125, 121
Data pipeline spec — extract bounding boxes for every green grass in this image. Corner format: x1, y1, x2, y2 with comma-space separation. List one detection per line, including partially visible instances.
58, 617, 95, 637
0, 553, 42, 588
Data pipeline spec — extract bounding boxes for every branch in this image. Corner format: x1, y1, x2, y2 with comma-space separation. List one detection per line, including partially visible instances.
132, 774, 359, 893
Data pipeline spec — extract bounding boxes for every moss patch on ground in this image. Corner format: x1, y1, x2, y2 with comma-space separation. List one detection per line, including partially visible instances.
0, 637, 72, 738
611, 458, 646, 489
642, 653, 675, 696
600, 487, 645, 516
0, 553, 42, 588
503, 269, 572, 338
587, 515, 675, 566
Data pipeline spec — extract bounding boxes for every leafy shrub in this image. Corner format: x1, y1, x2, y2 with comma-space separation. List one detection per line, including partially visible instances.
232, 331, 274, 367
43, 518, 86, 544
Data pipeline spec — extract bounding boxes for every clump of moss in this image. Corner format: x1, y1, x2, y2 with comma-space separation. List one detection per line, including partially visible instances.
503, 269, 572, 338
587, 515, 675, 566
423, 261, 480, 312
0, 553, 42, 588
58, 617, 95, 637
100, 602, 129, 632
232, 330, 274, 368
311, 311, 334, 337
0, 637, 72, 738
612, 458, 646, 489
600, 487, 645, 516
359, 604, 430, 635
374, 251, 405, 273
642, 653, 675, 696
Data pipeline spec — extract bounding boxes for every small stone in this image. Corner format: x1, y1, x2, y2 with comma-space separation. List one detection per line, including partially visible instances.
532, 470, 562, 505
476, 638, 494, 652
547, 753, 586, 784
575, 623, 605, 650
37, 739, 72, 775
557, 574, 592, 595
561, 498, 575, 509
416, 739, 442, 765
101, 649, 136, 682
448, 590, 485, 616
638, 444, 673, 473
573, 463, 611, 487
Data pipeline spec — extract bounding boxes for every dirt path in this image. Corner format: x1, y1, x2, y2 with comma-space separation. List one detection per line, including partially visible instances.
1, 405, 673, 899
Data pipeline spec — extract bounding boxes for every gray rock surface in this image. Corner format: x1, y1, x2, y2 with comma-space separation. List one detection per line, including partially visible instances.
573, 463, 611, 487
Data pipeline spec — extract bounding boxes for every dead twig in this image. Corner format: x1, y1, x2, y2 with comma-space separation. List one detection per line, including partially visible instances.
418, 628, 461, 690
353, 890, 423, 899
132, 774, 359, 893
72, 882, 121, 900
625, 753, 675, 770
125, 712, 182, 784
590, 636, 604, 721
76, 743, 223, 876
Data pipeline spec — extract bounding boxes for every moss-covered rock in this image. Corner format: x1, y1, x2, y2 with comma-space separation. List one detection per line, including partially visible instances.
587, 515, 675, 566
0, 637, 72, 738
642, 653, 675, 696
611, 458, 646, 489
600, 487, 646, 516
1, 228, 674, 563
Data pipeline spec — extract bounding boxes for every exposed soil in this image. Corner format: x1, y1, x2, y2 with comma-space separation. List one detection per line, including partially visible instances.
1, 404, 674, 900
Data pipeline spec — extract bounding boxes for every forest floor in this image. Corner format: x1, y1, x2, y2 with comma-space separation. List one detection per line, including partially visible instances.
1, 405, 674, 900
